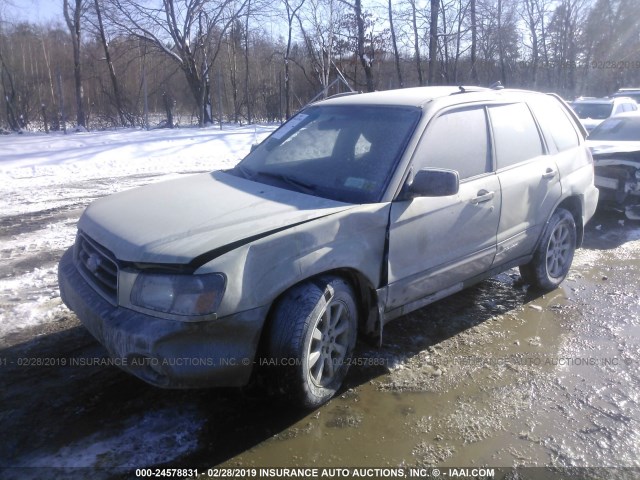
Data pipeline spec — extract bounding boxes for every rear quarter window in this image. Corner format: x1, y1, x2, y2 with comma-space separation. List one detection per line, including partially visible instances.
528, 96, 580, 152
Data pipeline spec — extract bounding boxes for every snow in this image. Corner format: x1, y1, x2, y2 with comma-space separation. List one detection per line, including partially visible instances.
8, 407, 202, 477
0, 124, 275, 340
0, 124, 275, 473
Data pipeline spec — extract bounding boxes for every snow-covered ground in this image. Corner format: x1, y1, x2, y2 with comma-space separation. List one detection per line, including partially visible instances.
1, 125, 275, 474
0, 124, 274, 341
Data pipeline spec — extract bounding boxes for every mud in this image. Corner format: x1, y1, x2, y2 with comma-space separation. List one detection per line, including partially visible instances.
1, 195, 639, 478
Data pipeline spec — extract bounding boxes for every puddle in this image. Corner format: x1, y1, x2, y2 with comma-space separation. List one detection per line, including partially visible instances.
219, 216, 640, 470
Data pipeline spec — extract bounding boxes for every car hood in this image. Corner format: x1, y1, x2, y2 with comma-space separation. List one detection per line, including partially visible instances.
78, 171, 353, 265
587, 141, 640, 163
581, 118, 604, 131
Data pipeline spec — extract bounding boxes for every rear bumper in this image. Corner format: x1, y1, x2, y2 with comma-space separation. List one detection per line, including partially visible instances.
594, 163, 640, 219
58, 247, 267, 388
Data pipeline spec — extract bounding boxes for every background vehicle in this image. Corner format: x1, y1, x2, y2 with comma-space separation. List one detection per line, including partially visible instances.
570, 96, 638, 132
59, 87, 598, 408
587, 111, 640, 219
612, 88, 640, 103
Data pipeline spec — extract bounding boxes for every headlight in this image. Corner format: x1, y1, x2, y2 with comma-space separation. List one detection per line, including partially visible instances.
130, 272, 225, 317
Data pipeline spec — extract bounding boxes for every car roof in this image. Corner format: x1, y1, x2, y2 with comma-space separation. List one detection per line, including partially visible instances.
573, 96, 637, 105
316, 86, 550, 108
572, 97, 614, 104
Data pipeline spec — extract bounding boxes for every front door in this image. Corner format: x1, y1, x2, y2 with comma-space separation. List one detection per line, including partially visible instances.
386, 105, 501, 312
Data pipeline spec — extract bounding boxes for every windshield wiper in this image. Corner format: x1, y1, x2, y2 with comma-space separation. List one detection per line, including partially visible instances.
255, 171, 317, 195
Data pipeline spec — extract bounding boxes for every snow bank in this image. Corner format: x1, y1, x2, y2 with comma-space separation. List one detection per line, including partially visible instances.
0, 124, 276, 340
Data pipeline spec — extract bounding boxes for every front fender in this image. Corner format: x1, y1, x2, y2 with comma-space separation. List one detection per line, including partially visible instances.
199, 203, 390, 316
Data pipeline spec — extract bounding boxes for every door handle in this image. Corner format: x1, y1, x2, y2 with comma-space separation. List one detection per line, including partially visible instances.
471, 190, 495, 204
542, 168, 557, 179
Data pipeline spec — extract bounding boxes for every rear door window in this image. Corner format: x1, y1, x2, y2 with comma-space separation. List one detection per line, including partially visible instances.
488, 103, 544, 169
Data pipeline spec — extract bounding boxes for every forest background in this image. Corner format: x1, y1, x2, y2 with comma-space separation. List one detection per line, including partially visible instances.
1, 0, 638, 131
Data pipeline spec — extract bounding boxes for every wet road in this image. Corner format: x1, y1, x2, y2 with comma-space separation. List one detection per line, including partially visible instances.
1, 193, 639, 478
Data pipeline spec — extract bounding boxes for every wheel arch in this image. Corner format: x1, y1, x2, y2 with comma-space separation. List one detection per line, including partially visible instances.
255, 268, 379, 361
555, 196, 584, 247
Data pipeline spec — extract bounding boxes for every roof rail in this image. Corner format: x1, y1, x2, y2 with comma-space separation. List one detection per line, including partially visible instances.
449, 85, 490, 95
326, 91, 361, 100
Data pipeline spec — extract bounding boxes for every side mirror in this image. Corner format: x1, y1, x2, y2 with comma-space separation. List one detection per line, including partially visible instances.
406, 168, 459, 198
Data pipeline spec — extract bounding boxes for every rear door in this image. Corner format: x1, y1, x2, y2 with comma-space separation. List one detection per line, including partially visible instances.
489, 102, 561, 265
386, 105, 501, 311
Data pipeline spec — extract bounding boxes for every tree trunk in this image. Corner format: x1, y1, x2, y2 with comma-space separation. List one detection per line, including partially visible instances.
283, 0, 304, 119
64, 0, 86, 129
163, 93, 174, 128
244, 0, 252, 124
470, 0, 478, 83
410, 0, 423, 85
354, 0, 374, 91
439, 0, 449, 83
94, 0, 128, 126
497, 0, 506, 85
285, 14, 293, 119
0, 50, 21, 131
388, 0, 403, 88
428, 0, 438, 85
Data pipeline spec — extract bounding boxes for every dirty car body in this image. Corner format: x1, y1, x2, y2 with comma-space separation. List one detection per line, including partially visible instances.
59, 87, 599, 407
587, 112, 640, 220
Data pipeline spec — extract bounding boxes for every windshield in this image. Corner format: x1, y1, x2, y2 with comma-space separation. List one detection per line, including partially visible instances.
232, 105, 421, 203
589, 116, 640, 141
571, 102, 613, 120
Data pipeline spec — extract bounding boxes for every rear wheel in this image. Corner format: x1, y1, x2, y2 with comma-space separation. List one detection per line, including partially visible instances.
519, 208, 576, 290
268, 276, 358, 408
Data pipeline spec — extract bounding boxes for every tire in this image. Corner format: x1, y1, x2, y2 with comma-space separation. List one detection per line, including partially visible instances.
519, 208, 577, 290
268, 276, 358, 408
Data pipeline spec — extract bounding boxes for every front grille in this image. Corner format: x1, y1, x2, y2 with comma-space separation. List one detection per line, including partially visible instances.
76, 233, 119, 303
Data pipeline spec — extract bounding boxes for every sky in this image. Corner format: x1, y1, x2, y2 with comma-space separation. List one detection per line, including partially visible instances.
4, 0, 63, 25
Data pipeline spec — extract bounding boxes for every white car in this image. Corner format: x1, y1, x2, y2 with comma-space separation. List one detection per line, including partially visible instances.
612, 88, 640, 104
570, 96, 638, 132
587, 111, 640, 219
59, 86, 599, 407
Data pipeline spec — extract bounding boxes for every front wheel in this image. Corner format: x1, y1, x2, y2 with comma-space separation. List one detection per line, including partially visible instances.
268, 276, 358, 408
519, 208, 577, 290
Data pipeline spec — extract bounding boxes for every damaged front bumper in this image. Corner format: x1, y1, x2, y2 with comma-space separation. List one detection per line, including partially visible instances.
58, 248, 267, 388
594, 160, 640, 220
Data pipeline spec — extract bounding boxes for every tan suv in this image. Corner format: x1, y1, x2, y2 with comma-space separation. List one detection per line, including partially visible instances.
59, 86, 599, 407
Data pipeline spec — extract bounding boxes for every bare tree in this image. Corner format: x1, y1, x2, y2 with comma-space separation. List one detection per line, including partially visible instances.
243, 0, 252, 123
283, 0, 306, 118
92, 0, 130, 126
388, 0, 403, 88
302, 0, 349, 97
521, 0, 539, 87
63, 0, 87, 128
470, 0, 478, 83
546, 0, 587, 94
339, 0, 374, 91
108, 0, 248, 126
408, 0, 423, 85
428, 0, 438, 85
